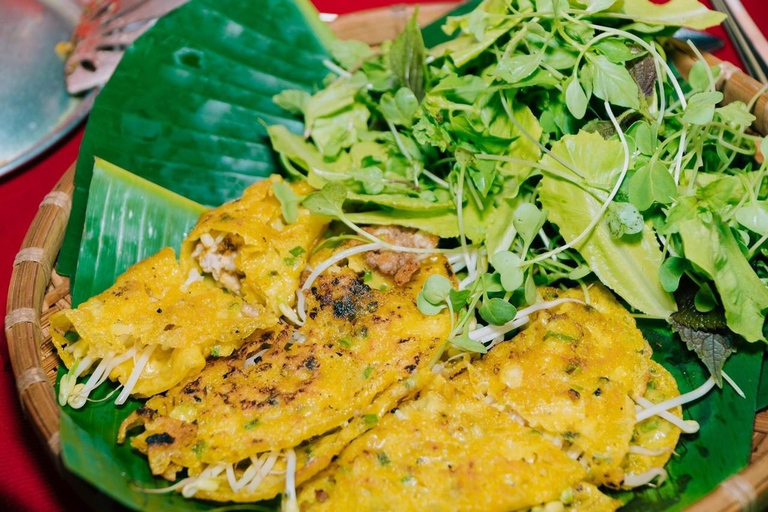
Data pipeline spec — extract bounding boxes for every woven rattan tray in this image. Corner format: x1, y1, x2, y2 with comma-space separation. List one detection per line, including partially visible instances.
6, 4, 768, 511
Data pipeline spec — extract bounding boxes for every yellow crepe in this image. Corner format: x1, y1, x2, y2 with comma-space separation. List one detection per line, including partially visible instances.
622, 360, 682, 485
180, 175, 328, 316
51, 248, 272, 405
118, 250, 453, 498
456, 285, 652, 486
297, 374, 587, 512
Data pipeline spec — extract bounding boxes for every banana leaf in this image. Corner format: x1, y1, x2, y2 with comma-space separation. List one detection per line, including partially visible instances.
612, 320, 762, 511
59, 0, 335, 279
71, 159, 206, 305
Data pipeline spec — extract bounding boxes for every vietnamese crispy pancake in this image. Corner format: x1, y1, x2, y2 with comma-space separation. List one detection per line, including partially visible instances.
296, 373, 588, 511
52, 247, 274, 407
119, 246, 453, 500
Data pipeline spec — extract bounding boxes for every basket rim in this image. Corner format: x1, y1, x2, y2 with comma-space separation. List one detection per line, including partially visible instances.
6, 3, 768, 512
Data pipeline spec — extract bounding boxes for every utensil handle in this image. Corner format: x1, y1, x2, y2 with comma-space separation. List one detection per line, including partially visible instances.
667, 38, 768, 136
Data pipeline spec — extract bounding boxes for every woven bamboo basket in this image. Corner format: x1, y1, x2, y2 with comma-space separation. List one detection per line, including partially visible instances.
5, 3, 768, 511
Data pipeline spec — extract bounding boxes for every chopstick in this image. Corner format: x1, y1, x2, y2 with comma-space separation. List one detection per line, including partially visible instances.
710, 0, 768, 83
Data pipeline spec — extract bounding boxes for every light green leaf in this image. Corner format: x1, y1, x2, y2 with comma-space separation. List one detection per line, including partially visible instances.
620, 0, 727, 30
585, 54, 640, 110
491, 251, 524, 292
678, 214, 768, 342
629, 161, 678, 211
495, 53, 542, 83
513, 202, 548, 252
688, 60, 713, 92
330, 39, 372, 69
272, 181, 300, 224
417, 293, 446, 315
302, 182, 347, 217
273, 89, 310, 115
312, 103, 370, 157
451, 331, 488, 353
578, 0, 618, 12
380, 88, 420, 128
422, 275, 454, 305
538, 132, 676, 318
565, 76, 589, 119
683, 91, 723, 125
735, 201, 768, 236
594, 38, 638, 62
717, 102, 756, 127
345, 208, 460, 239
479, 298, 518, 325
660, 257, 686, 293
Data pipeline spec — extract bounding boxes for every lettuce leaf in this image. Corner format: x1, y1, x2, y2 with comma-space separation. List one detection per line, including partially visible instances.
538, 131, 677, 318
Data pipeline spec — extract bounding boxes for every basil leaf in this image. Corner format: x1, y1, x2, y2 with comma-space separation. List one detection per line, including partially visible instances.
585, 54, 641, 110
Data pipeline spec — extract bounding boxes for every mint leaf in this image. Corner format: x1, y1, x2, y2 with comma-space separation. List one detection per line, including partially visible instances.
671, 290, 733, 386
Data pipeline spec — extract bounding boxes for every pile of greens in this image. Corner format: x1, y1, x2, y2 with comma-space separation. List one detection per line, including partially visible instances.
269, 0, 767, 384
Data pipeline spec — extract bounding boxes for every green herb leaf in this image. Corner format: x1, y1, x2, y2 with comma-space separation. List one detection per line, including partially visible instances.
273, 181, 301, 224
565, 76, 589, 120
659, 257, 686, 293
513, 202, 548, 253
683, 91, 723, 125
380, 88, 420, 128
390, 10, 427, 101
676, 212, 768, 342
495, 53, 542, 83
417, 293, 446, 315
538, 132, 676, 318
448, 289, 472, 310
451, 331, 488, 354
585, 55, 641, 110
421, 274, 454, 304
735, 201, 768, 236
302, 182, 347, 218
628, 161, 677, 211
491, 251, 524, 292
620, 0, 727, 30
479, 298, 517, 325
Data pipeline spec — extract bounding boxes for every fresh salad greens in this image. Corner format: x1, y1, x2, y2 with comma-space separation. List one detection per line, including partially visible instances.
269, 0, 767, 382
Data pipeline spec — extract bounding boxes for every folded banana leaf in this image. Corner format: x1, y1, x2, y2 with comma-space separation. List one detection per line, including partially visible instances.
615, 321, 761, 511
59, 0, 334, 280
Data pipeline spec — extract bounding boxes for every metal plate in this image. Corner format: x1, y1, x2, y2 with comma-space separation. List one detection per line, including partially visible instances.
0, 0, 95, 177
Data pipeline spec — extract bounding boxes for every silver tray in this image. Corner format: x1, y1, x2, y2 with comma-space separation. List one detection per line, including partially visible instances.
0, 0, 95, 177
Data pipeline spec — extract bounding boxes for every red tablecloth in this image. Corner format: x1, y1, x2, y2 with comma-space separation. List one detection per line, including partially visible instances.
0, 1, 763, 510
